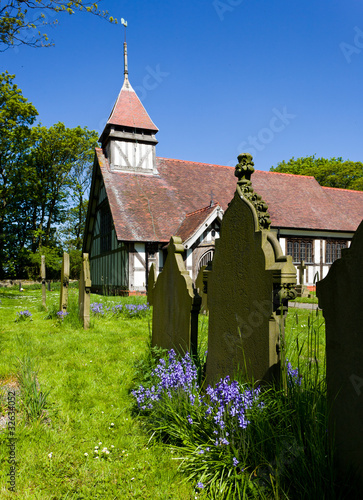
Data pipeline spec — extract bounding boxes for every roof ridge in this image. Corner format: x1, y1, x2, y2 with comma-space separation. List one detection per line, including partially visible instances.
156, 158, 319, 180
322, 185, 363, 193
156, 157, 235, 169
185, 204, 220, 218
261, 170, 316, 180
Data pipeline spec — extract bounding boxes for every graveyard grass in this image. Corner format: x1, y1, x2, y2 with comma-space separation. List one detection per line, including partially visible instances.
0, 285, 192, 499
0, 284, 349, 499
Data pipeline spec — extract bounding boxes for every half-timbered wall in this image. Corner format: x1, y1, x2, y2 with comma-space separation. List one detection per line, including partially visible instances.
89, 183, 128, 293
279, 233, 352, 286
184, 224, 220, 282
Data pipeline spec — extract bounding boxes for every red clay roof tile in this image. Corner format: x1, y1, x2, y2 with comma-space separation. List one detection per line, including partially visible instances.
175, 205, 220, 243
107, 80, 158, 132
96, 151, 363, 241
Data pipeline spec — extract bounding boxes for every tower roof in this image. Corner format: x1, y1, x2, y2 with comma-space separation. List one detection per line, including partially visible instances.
107, 77, 159, 132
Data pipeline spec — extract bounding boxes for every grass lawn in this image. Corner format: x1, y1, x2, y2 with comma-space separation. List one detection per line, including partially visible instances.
0, 285, 194, 499
0, 285, 327, 499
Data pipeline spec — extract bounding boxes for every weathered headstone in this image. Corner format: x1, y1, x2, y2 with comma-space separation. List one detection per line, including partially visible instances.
195, 265, 208, 314
59, 252, 70, 313
152, 236, 201, 357
41, 255, 46, 308
79, 253, 91, 329
296, 260, 309, 298
317, 219, 363, 492
147, 263, 156, 306
47, 280, 51, 292
206, 154, 297, 385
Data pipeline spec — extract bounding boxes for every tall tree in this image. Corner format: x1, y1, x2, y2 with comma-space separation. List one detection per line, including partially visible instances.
27, 122, 98, 250
0, 73, 98, 278
0, 71, 38, 277
0, 0, 118, 51
270, 155, 363, 191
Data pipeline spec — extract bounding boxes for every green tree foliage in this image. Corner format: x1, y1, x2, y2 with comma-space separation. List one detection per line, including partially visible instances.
270, 155, 363, 191
0, 71, 38, 277
0, 0, 118, 51
0, 72, 97, 279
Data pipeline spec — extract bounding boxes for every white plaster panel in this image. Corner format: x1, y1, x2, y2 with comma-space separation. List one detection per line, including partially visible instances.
186, 248, 193, 267
113, 140, 154, 172
279, 237, 286, 255
315, 240, 321, 264
134, 243, 145, 262
133, 269, 145, 287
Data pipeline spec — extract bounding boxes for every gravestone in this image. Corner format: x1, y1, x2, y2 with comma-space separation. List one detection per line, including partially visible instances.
152, 236, 201, 357
79, 253, 91, 329
59, 252, 70, 313
147, 263, 156, 306
295, 260, 309, 298
206, 154, 297, 385
317, 219, 363, 492
195, 265, 208, 314
41, 255, 46, 308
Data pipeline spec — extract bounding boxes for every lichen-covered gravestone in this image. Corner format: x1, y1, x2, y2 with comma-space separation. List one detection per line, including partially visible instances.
59, 252, 70, 313
147, 262, 156, 307
152, 236, 201, 356
206, 154, 296, 385
79, 253, 91, 329
317, 219, 363, 491
41, 255, 46, 308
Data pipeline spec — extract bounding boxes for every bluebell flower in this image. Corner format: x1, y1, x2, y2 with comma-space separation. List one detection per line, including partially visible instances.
56, 310, 69, 320
286, 359, 302, 386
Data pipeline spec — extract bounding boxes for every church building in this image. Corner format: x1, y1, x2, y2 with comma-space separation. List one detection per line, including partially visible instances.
83, 43, 363, 294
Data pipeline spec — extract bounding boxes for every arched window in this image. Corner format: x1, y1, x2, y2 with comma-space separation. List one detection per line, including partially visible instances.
198, 250, 214, 271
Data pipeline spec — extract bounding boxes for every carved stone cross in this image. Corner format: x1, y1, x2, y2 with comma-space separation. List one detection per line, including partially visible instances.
297, 260, 307, 285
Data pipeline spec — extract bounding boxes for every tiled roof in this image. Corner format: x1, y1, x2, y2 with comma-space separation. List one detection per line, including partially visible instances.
96, 150, 363, 242
250, 170, 363, 232
175, 205, 220, 243
107, 79, 158, 132
321, 186, 363, 231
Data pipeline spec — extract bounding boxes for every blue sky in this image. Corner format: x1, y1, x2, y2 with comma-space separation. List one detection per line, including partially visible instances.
2, 0, 363, 171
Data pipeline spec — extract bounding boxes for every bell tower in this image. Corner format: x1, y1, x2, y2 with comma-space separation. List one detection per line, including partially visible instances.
99, 37, 159, 175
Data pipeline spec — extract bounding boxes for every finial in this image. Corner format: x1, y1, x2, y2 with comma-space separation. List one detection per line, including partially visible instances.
210, 189, 215, 207
123, 41, 128, 79
234, 153, 255, 185
121, 19, 128, 80
234, 153, 271, 230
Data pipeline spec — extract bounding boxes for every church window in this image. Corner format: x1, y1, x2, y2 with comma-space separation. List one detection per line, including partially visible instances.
293, 242, 299, 263
325, 240, 347, 264
198, 250, 214, 271
287, 239, 314, 263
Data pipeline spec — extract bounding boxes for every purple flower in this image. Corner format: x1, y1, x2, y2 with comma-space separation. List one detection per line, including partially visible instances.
56, 310, 69, 320
196, 482, 204, 489
132, 349, 199, 410
233, 457, 239, 467
17, 310, 32, 319
91, 302, 104, 315
187, 415, 193, 425
286, 359, 302, 386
